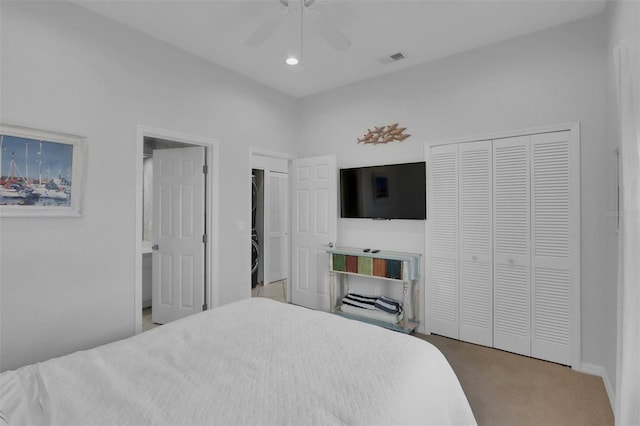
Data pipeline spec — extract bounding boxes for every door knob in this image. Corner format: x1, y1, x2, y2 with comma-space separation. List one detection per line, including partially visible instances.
326, 242, 335, 248
152, 244, 159, 251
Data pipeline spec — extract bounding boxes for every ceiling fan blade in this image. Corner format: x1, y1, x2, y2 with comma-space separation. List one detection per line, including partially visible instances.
246, 11, 286, 47
311, 15, 351, 51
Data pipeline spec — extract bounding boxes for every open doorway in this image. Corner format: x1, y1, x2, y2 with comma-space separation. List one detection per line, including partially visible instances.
135, 126, 219, 334
250, 149, 292, 303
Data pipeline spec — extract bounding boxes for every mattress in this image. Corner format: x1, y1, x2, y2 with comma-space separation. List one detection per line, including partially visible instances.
1, 298, 476, 425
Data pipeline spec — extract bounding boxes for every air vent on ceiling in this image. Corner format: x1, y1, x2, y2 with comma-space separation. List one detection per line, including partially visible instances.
379, 52, 406, 65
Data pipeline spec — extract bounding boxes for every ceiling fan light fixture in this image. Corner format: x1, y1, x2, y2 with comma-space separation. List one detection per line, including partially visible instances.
247, 0, 350, 70
286, 56, 299, 66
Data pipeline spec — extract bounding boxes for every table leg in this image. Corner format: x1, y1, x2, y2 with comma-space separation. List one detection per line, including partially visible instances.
329, 271, 335, 313
413, 279, 419, 323
403, 281, 409, 331
344, 274, 349, 297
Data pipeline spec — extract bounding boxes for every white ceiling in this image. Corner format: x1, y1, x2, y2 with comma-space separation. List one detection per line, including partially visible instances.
73, 0, 607, 98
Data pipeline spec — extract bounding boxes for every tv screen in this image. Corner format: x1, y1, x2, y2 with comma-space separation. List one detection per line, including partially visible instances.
340, 162, 426, 220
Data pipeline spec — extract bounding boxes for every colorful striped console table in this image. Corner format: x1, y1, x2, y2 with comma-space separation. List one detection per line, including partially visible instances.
327, 247, 421, 333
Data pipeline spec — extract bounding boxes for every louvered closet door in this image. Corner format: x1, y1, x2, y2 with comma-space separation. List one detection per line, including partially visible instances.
267, 171, 289, 284
458, 141, 493, 346
530, 131, 574, 365
493, 136, 531, 357
428, 144, 459, 339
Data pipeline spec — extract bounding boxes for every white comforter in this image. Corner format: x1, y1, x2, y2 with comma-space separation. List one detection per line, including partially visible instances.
1, 298, 476, 425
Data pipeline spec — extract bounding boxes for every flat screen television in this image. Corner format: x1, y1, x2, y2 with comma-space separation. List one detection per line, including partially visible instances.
340, 161, 426, 220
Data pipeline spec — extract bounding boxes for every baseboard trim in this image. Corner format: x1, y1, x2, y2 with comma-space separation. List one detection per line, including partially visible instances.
580, 362, 615, 412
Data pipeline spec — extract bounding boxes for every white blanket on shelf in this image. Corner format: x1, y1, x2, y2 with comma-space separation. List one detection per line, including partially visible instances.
1, 298, 476, 426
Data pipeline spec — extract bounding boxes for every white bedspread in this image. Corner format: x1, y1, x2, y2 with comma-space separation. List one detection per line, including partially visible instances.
1, 298, 476, 425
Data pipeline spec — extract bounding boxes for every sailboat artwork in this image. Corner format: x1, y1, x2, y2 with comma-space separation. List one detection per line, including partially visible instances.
0, 124, 85, 216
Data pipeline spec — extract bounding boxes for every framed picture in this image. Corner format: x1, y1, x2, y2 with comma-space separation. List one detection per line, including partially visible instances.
0, 124, 86, 217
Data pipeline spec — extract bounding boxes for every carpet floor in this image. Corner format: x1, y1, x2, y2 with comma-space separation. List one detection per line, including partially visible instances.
416, 334, 613, 426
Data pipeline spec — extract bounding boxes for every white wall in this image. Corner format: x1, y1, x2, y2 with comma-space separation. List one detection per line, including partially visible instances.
0, 1, 298, 371
297, 15, 613, 370
602, 0, 640, 406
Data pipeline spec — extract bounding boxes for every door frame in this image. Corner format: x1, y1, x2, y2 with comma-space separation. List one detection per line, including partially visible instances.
135, 125, 220, 333
249, 148, 294, 301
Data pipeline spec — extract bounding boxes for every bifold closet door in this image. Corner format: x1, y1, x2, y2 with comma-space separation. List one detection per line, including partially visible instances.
530, 131, 575, 365
458, 141, 493, 346
428, 144, 459, 339
266, 171, 289, 284
493, 136, 531, 357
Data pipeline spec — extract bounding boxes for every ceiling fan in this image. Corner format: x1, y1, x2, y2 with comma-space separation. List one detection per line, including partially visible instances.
246, 0, 351, 52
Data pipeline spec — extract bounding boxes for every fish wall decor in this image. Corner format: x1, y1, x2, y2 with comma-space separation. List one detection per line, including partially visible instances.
357, 123, 410, 144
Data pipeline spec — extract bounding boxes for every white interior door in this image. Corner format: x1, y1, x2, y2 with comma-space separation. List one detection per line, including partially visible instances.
266, 171, 289, 284
152, 146, 206, 324
291, 155, 337, 311
530, 131, 575, 365
493, 136, 531, 357
458, 140, 493, 346
427, 144, 460, 338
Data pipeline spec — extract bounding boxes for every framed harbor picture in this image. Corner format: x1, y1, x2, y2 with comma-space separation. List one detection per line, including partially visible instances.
0, 124, 86, 217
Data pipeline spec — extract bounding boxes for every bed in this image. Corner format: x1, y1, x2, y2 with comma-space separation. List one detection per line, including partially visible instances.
1, 298, 476, 425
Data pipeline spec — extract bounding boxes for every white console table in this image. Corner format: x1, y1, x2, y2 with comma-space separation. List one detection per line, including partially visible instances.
328, 247, 421, 333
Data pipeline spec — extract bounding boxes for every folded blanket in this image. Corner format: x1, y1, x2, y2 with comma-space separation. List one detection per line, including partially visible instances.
341, 294, 403, 315
375, 296, 403, 315
340, 304, 403, 324
342, 293, 378, 310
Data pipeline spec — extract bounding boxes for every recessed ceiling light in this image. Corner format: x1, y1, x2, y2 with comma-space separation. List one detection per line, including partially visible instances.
285, 56, 299, 66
